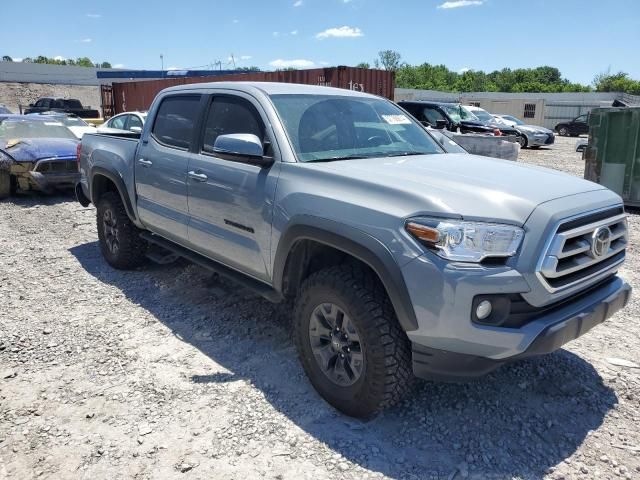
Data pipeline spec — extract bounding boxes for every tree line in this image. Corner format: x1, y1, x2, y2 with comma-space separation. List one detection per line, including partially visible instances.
2, 55, 111, 69
359, 50, 640, 96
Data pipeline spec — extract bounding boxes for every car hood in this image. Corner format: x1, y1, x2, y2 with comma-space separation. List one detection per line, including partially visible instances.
517, 125, 553, 134
2, 137, 78, 162
310, 154, 608, 225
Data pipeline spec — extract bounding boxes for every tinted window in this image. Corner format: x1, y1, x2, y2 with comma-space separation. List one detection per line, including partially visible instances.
109, 115, 127, 129
202, 97, 264, 153
575, 115, 587, 123
152, 95, 201, 149
423, 107, 447, 125
63, 99, 83, 109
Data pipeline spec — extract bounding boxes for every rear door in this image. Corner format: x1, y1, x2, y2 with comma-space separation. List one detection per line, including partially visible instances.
186, 92, 279, 281
135, 94, 203, 243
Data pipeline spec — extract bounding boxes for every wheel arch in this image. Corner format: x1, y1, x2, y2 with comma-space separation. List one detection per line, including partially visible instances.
273, 217, 419, 332
90, 167, 138, 223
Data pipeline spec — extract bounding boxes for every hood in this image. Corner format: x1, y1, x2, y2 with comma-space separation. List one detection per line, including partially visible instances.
459, 120, 493, 130
517, 124, 553, 134
2, 137, 79, 162
306, 154, 607, 225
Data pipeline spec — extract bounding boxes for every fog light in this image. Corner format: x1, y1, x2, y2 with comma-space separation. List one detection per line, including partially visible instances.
476, 300, 493, 320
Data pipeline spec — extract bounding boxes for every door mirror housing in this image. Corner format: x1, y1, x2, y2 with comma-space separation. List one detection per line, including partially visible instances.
129, 126, 142, 133
213, 133, 273, 167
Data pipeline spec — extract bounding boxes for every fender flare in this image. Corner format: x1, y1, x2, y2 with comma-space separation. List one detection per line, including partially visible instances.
90, 166, 138, 222
273, 216, 419, 332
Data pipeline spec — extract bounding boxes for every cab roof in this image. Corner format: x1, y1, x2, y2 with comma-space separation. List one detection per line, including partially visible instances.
160, 81, 376, 98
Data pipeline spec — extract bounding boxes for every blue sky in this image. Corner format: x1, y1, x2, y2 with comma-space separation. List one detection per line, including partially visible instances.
2, 0, 639, 85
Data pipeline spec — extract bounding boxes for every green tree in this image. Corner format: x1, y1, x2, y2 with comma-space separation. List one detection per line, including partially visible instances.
356, 62, 370, 69
2, 55, 12, 62
594, 71, 640, 95
75, 57, 94, 67
377, 50, 402, 72
100, 62, 112, 68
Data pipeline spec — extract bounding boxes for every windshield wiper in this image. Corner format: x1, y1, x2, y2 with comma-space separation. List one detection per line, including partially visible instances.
380, 151, 428, 158
305, 155, 370, 163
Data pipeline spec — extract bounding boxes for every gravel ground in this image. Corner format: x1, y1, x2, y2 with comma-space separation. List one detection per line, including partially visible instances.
1, 135, 639, 480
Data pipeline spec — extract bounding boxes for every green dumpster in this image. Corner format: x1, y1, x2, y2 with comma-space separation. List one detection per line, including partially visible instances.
584, 107, 640, 207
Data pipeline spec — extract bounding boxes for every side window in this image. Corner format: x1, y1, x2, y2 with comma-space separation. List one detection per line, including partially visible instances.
423, 107, 446, 125
202, 96, 265, 154
38, 99, 50, 108
51, 99, 64, 109
152, 95, 201, 150
110, 115, 127, 130
128, 115, 143, 130
575, 115, 587, 123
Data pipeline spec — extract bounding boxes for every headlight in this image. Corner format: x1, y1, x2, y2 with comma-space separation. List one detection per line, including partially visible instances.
405, 218, 524, 262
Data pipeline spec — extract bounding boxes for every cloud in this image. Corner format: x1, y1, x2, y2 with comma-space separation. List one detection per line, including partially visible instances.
458, 67, 470, 73
86, 13, 101, 18
80, 38, 92, 43
53, 55, 66, 61
316, 26, 363, 39
437, 0, 484, 9
240, 55, 252, 61
290, 30, 298, 35
113, 64, 125, 69
293, 0, 303, 5
13, 58, 23, 62
269, 59, 315, 68
273, 31, 280, 37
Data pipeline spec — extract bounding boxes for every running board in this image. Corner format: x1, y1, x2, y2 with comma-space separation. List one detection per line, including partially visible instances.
140, 232, 283, 304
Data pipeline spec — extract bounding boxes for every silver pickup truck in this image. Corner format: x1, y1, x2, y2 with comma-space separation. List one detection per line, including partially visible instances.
77, 82, 631, 417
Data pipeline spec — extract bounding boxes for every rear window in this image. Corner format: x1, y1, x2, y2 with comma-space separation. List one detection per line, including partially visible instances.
152, 95, 201, 149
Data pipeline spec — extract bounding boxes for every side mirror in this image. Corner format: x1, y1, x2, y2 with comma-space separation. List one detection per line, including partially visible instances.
213, 133, 273, 167
435, 119, 448, 130
129, 126, 142, 133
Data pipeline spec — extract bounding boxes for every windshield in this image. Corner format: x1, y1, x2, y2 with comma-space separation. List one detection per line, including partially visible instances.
468, 108, 493, 122
0, 119, 77, 140
442, 105, 478, 123
502, 115, 525, 125
270, 94, 444, 162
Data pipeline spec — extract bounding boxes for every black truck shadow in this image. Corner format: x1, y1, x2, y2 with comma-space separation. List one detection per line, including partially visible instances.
70, 241, 617, 479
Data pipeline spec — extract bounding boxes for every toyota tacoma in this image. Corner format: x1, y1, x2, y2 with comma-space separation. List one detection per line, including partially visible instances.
76, 82, 631, 417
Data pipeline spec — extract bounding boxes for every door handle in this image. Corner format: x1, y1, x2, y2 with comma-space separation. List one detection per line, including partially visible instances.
188, 171, 208, 182
138, 158, 153, 167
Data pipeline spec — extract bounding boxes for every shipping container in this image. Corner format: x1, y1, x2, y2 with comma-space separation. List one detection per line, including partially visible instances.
105, 67, 395, 116
584, 107, 640, 206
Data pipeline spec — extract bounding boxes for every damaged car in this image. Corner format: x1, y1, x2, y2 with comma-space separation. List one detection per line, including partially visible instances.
0, 115, 79, 199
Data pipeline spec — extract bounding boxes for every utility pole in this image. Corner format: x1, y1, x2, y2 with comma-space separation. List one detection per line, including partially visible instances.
160, 54, 164, 76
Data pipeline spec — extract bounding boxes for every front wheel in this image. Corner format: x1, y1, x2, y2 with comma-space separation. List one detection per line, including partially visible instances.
0, 171, 11, 199
293, 265, 413, 418
558, 127, 569, 137
96, 192, 148, 269
517, 135, 528, 148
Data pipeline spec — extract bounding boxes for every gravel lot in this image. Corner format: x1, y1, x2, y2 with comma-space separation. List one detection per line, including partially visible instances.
1, 135, 639, 480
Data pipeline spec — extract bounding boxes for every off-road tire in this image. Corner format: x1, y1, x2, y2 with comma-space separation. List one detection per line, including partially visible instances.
96, 192, 147, 270
0, 171, 11, 199
293, 264, 413, 418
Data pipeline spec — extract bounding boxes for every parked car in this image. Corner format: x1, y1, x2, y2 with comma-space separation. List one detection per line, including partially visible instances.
576, 139, 588, 152
26, 111, 96, 139
97, 111, 147, 134
492, 114, 555, 148
0, 104, 13, 114
0, 115, 79, 198
23, 97, 101, 120
463, 105, 523, 141
398, 101, 499, 135
555, 114, 589, 137
77, 82, 631, 418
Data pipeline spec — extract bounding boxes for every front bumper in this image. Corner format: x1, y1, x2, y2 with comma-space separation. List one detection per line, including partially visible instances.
527, 132, 555, 147
410, 275, 630, 381
28, 171, 80, 190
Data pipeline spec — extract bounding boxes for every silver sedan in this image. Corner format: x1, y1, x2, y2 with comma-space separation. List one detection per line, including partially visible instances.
493, 114, 555, 149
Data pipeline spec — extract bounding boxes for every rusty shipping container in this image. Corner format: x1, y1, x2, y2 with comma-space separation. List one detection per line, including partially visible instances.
107, 67, 394, 116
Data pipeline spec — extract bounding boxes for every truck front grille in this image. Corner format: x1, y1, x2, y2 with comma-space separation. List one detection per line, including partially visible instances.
537, 207, 627, 291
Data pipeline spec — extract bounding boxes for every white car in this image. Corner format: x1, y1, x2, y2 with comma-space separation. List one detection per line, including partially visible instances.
26, 112, 96, 139
97, 111, 147, 134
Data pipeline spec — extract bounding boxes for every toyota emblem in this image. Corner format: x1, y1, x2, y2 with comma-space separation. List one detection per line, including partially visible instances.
591, 226, 612, 258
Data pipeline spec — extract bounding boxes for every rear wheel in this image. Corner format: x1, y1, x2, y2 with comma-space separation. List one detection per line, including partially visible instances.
558, 127, 569, 137
96, 192, 147, 269
293, 265, 413, 418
